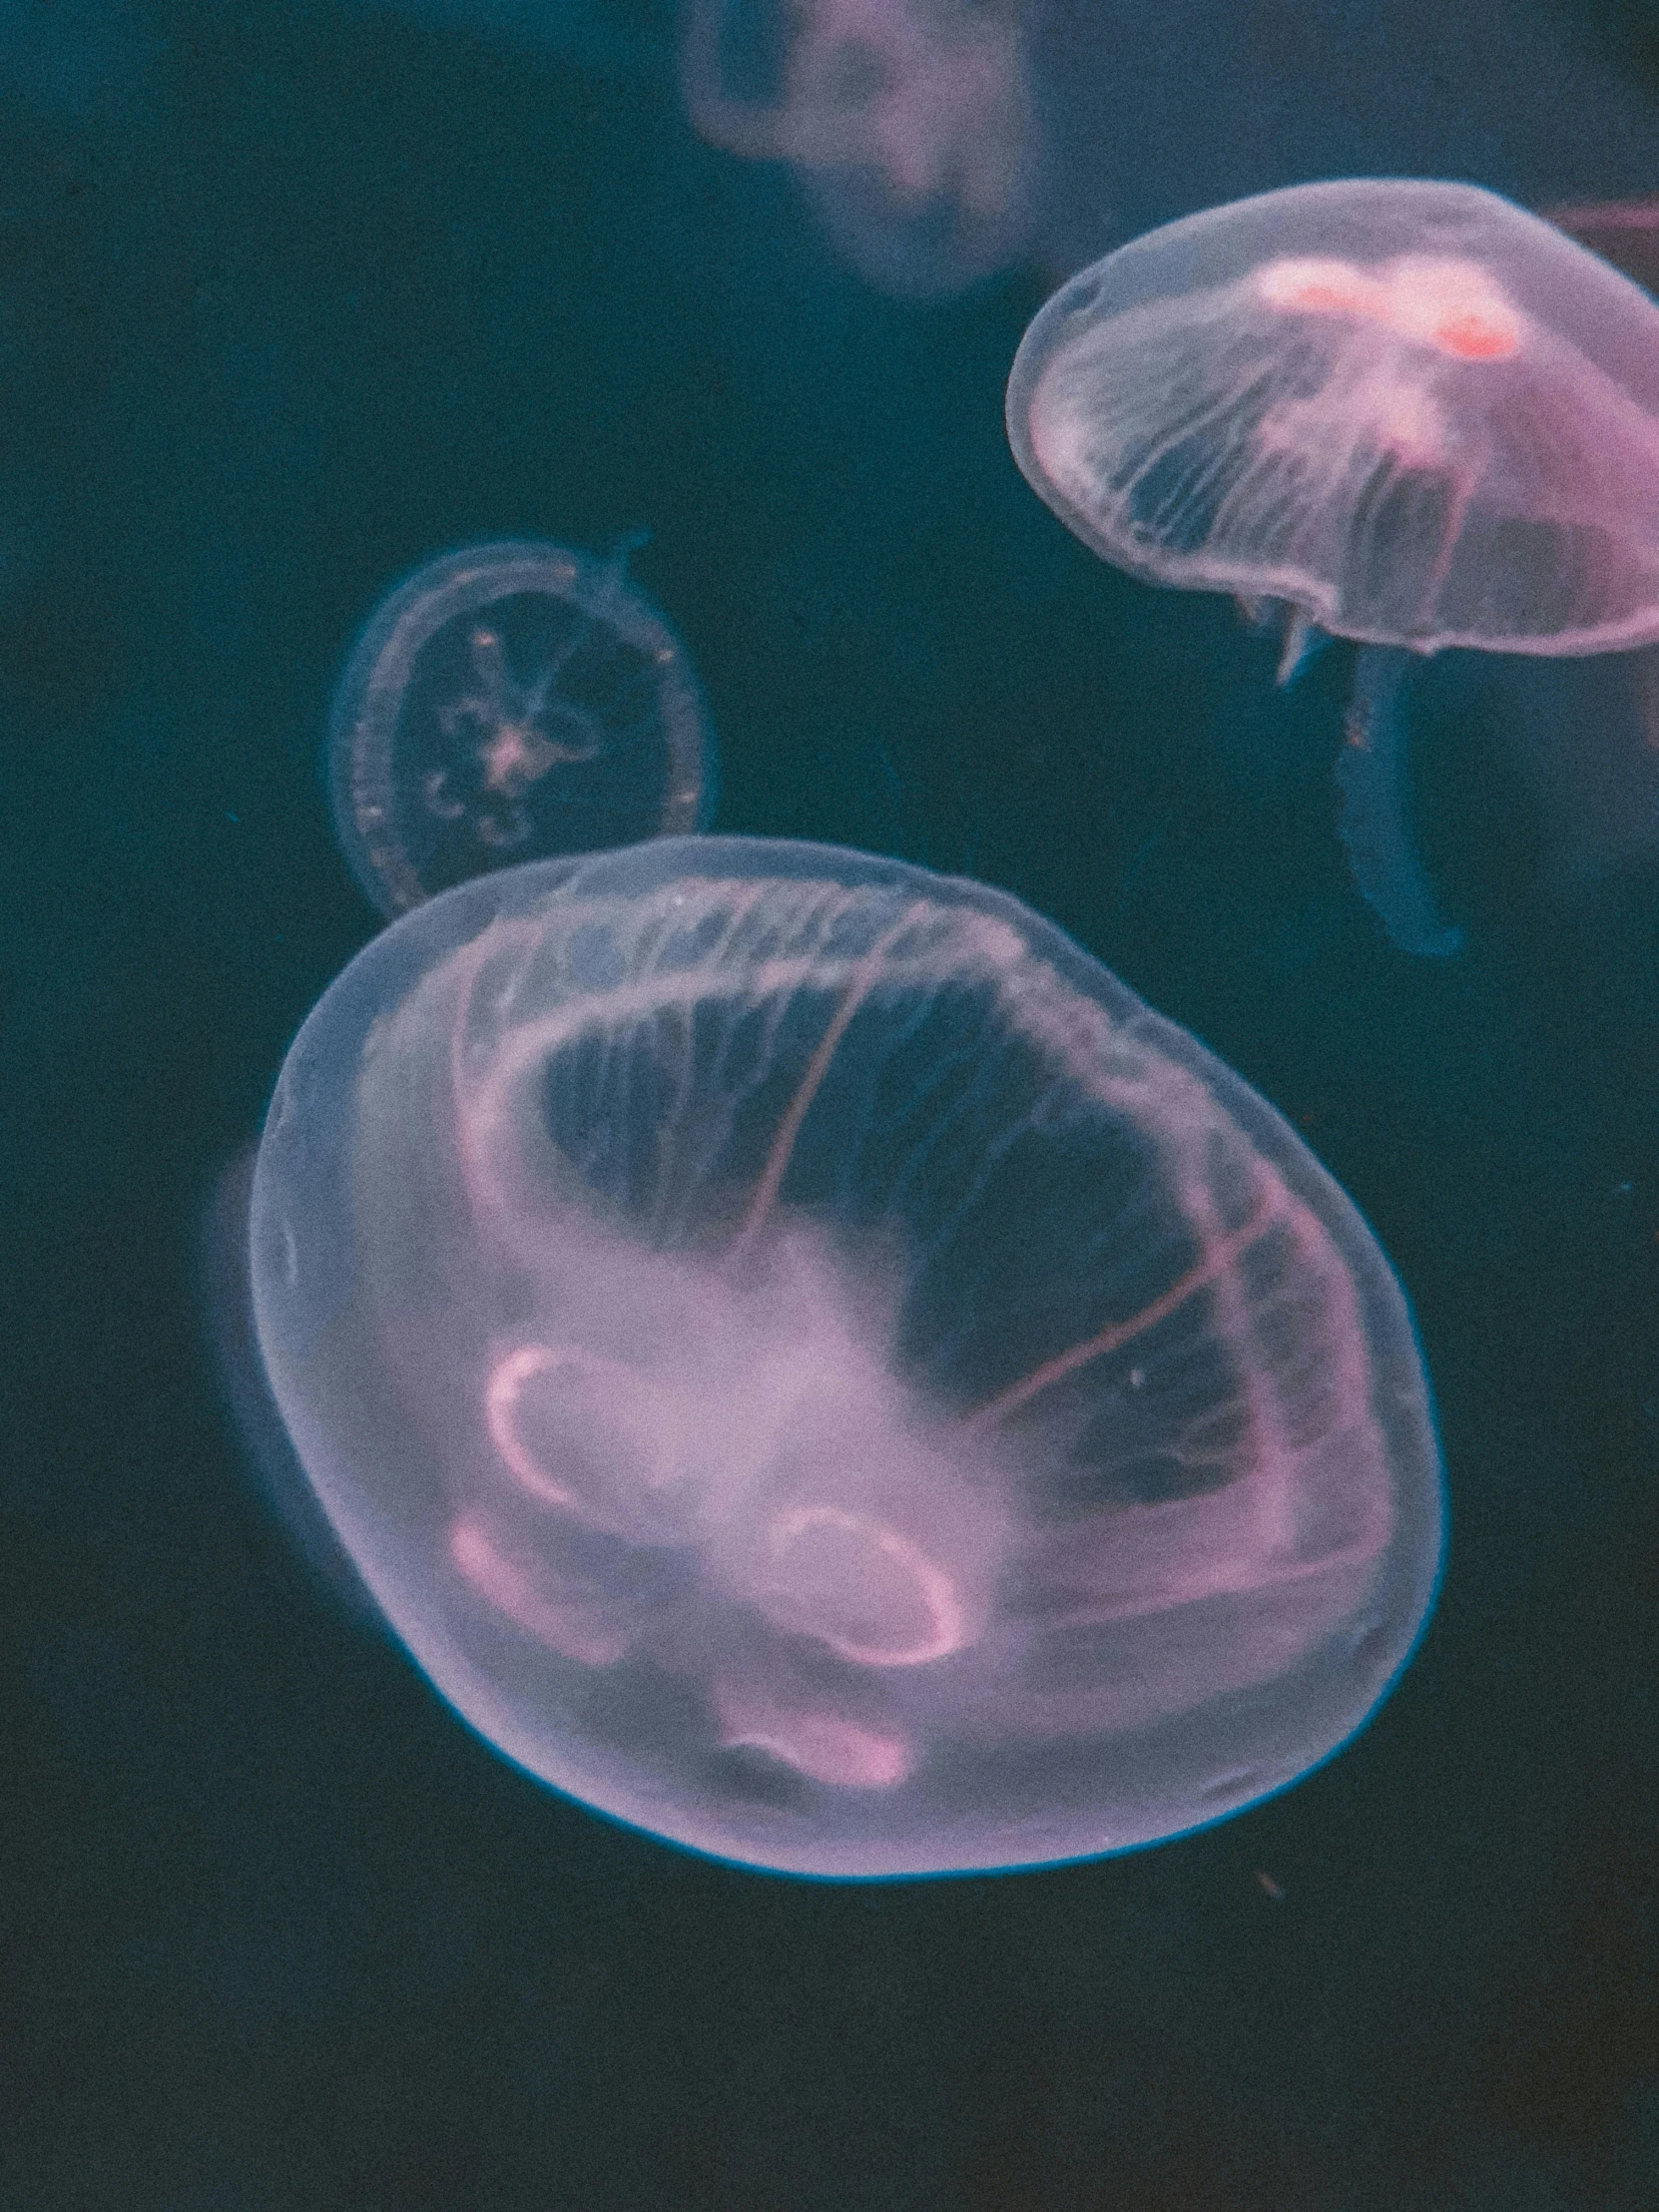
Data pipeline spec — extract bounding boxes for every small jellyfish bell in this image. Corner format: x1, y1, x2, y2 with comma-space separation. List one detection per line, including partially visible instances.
1006, 178, 1659, 955
250, 835, 1443, 1878
327, 538, 716, 918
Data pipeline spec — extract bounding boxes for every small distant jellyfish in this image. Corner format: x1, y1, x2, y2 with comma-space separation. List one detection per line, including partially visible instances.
1006, 179, 1659, 955
681, 0, 1034, 300
327, 540, 716, 917
249, 835, 1442, 1878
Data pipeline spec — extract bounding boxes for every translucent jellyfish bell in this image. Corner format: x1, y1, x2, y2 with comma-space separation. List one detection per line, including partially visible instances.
327, 540, 715, 917
1006, 179, 1659, 955
250, 836, 1442, 1878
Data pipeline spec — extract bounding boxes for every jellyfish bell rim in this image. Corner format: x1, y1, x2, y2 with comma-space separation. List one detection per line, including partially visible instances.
1005, 176, 1659, 659
321, 537, 719, 919
408, 1510, 1449, 1885
400, 1413, 1450, 1884
250, 833, 1446, 1880
195, 1143, 390, 1634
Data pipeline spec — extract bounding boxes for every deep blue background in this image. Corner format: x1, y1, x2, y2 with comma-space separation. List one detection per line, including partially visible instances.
2, 2, 1656, 2204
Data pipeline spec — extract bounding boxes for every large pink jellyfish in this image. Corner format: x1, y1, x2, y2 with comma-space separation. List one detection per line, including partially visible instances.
681, 0, 1033, 299
250, 836, 1442, 1877
1007, 179, 1659, 955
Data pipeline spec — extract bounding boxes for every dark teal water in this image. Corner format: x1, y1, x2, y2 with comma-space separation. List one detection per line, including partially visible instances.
2, 3, 1655, 2204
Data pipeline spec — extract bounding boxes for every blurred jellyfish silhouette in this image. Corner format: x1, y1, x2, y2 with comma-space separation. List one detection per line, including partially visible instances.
1364, 637, 1659, 918
1007, 179, 1659, 955
250, 835, 1442, 1878
327, 540, 716, 918
681, 0, 1036, 299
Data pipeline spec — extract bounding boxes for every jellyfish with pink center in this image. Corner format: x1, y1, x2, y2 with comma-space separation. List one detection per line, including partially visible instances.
680, 0, 1032, 299
1006, 179, 1659, 955
326, 540, 715, 919
248, 834, 1440, 1877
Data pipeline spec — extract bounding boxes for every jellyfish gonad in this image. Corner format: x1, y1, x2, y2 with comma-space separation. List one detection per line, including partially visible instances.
250, 836, 1442, 1878
1006, 179, 1659, 955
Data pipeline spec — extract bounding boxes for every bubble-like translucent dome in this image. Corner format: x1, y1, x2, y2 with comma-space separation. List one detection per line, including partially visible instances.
250, 837, 1442, 1877
1007, 179, 1659, 657
327, 540, 715, 918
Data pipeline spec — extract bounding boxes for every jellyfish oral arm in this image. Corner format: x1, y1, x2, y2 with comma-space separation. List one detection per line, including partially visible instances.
1335, 646, 1463, 957
1231, 595, 1331, 686
1275, 604, 1330, 688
